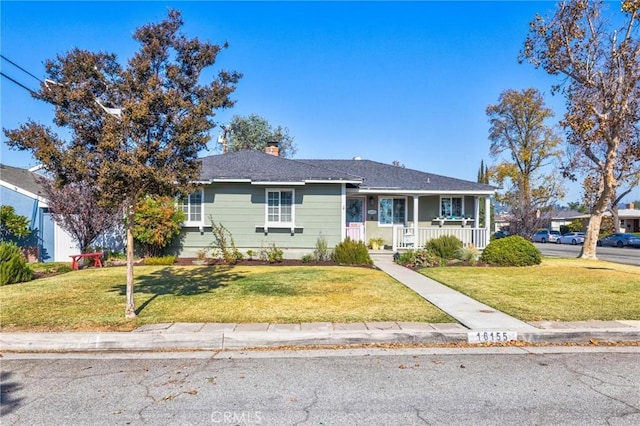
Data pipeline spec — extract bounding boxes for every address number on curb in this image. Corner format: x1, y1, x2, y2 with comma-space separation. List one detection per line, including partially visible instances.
468, 331, 517, 344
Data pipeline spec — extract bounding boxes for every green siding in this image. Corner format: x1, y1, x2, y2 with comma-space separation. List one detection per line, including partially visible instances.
175, 183, 343, 258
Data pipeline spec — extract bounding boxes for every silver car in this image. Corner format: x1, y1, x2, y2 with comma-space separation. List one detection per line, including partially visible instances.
556, 232, 585, 245
531, 229, 561, 243
597, 233, 640, 248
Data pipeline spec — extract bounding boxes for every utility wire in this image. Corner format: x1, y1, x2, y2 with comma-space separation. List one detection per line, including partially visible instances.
0, 71, 37, 95
1, 54, 43, 83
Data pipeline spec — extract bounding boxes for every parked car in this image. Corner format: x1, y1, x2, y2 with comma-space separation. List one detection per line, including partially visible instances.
531, 229, 561, 243
597, 233, 640, 248
556, 232, 586, 245
493, 230, 510, 239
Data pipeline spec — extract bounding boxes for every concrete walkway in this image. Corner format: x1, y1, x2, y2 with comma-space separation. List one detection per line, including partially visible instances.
371, 255, 538, 331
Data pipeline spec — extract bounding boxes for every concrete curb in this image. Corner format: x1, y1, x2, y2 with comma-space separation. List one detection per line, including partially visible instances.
2, 328, 639, 352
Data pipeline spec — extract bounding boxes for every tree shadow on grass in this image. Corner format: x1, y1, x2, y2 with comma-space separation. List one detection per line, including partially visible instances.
111, 266, 244, 315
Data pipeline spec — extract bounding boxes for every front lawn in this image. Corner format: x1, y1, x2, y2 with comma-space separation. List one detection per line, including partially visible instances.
0, 265, 453, 331
420, 258, 640, 321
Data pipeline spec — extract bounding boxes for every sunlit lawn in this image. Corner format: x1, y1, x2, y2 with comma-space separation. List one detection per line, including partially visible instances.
420, 258, 640, 322
0, 265, 453, 331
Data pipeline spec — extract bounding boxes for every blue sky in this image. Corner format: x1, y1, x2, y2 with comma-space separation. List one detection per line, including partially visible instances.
2, 1, 638, 205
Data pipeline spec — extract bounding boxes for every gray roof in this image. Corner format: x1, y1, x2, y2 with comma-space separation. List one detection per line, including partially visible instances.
300, 159, 496, 192
549, 210, 586, 220
199, 151, 359, 182
199, 151, 496, 193
0, 164, 47, 198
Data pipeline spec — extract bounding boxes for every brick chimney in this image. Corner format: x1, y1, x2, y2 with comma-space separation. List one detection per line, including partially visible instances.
265, 141, 280, 157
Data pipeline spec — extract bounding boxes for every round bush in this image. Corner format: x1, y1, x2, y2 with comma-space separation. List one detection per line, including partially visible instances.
426, 235, 463, 260
332, 237, 372, 265
480, 235, 541, 267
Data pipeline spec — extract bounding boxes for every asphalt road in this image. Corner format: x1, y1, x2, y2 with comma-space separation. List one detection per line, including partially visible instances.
535, 243, 640, 266
2, 348, 640, 425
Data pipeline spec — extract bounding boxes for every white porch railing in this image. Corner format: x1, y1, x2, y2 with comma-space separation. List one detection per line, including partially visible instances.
392, 225, 489, 250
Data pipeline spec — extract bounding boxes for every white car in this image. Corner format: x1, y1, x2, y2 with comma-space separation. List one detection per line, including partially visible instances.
556, 232, 585, 245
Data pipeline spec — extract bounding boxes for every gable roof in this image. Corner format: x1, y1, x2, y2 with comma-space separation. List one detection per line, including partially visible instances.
300, 159, 496, 193
199, 151, 361, 183
198, 151, 496, 194
0, 164, 48, 200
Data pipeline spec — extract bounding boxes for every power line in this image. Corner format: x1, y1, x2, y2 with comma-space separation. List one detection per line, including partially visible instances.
0, 54, 43, 83
0, 71, 36, 95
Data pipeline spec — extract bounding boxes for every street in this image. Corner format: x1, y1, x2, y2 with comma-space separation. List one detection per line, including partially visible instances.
2, 347, 639, 425
535, 243, 640, 267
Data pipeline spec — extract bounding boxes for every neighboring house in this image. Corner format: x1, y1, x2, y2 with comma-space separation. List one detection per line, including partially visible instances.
545, 210, 586, 232
542, 206, 640, 233
617, 206, 640, 233
172, 148, 496, 258
0, 164, 78, 262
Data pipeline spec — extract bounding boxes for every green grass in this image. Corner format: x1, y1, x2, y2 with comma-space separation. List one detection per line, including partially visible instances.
420, 258, 640, 322
0, 265, 453, 331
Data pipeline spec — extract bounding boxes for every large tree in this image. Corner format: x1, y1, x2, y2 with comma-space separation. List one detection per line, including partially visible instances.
4, 10, 241, 317
224, 114, 297, 158
522, 0, 640, 259
486, 88, 565, 237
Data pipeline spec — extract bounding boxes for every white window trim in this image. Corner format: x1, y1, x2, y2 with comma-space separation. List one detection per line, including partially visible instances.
265, 188, 295, 228
439, 195, 465, 218
378, 196, 407, 227
181, 189, 205, 227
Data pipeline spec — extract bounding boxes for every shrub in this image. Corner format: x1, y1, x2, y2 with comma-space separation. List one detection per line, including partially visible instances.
313, 234, 330, 261
331, 237, 372, 265
31, 262, 72, 276
133, 195, 185, 257
480, 235, 541, 266
144, 255, 177, 265
0, 242, 33, 285
55, 264, 72, 274
426, 235, 463, 260
300, 254, 315, 263
395, 249, 442, 268
457, 245, 480, 265
260, 243, 283, 263
0, 205, 31, 241
210, 221, 243, 264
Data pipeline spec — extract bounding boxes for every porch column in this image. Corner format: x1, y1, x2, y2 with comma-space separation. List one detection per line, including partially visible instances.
413, 195, 419, 246
340, 183, 346, 241
484, 196, 491, 230
474, 196, 480, 228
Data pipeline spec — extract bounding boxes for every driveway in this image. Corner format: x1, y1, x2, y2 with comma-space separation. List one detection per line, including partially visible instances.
534, 243, 640, 267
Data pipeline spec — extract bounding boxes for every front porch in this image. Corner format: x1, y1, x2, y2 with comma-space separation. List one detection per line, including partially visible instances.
391, 225, 489, 250
347, 225, 490, 251
344, 193, 493, 251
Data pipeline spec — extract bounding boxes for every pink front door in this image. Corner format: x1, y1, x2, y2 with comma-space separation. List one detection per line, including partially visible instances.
346, 197, 365, 242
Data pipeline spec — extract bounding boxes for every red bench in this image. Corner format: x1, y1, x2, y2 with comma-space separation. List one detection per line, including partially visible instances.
69, 252, 103, 270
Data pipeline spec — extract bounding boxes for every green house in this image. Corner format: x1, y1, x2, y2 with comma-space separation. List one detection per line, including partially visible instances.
174, 149, 497, 258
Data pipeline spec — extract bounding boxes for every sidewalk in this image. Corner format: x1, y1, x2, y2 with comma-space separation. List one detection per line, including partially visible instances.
1, 255, 639, 352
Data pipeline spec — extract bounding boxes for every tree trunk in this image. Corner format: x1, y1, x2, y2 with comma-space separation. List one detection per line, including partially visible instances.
611, 206, 621, 232
125, 200, 136, 318
580, 213, 602, 259
580, 142, 618, 260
